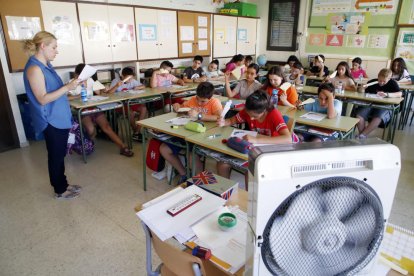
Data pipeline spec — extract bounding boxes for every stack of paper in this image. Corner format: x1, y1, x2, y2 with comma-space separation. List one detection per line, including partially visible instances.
300, 112, 326, 121
166, 116, 195, 125
137, 185, 225, 241
230, 129, 257, 139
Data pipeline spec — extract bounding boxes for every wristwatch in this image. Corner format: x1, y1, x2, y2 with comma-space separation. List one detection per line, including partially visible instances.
197, 112, 203, 120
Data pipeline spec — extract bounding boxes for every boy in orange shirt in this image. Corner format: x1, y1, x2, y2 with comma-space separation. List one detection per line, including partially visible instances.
160, 82, 222, 184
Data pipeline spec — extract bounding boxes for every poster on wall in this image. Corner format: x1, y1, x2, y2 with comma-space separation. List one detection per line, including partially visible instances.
238, 29, 247, 41
112, 24, 134, 42
52, 16, 74, 45
180, 26, 194, 41
352, 0, 398, 15
312, 0, 351, 14
6, 16, 41, 40
367, 34, 389, 48
399, 31, 414, 46
327, 13, 369, 35
139, 24, 157, 41
326, 34, 344, 46
395, 46, 414, 61
309, 34, 325, 46
345, 34, 366, 47
84, 21, 109, 41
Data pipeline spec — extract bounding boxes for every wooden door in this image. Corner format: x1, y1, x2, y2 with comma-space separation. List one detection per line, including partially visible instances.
41, 1, 83, 67
157, 10, 178, 59
108, 5, 137, 62
78, 3, 112, 64
236, 17, 257, 56
193, 13, 211, 56
135, 8, 159, 60
213, 15, 237, 58
177, 11, 195, 58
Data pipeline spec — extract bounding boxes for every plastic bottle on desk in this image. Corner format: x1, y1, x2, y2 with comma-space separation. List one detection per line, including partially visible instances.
336, 81, 343, 94
81, 84, 88, 102
358, 73, 363, 85
271, 89, 278, 108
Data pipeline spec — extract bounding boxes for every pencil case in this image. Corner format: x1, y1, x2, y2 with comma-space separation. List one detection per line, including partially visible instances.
184, 122, 206, 133
225, 137, 252, 154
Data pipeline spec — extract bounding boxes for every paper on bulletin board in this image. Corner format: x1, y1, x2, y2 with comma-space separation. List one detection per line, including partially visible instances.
309, 34, 325, 46
326, 34, 343, 46
51, 16, 74, 45
139, 24, 157, 41
346, 35, 366, 48
198, 16, 208, 27
198, 28, 207, 39
6, 16, 41, 40
238, 29, 247, 41
180, 26, 194, 41
399, 31, 414, 46
367, 34, 389, 48
215, 29, 225, 41
84, 21, 109, 41
182, 42, 193, 54
312, 0, 351, 14
327, 12, 369, 35
198, 40, 207, 51
112, 24, 134, 42
395, 46, 414, 61
352, 0, 397, 14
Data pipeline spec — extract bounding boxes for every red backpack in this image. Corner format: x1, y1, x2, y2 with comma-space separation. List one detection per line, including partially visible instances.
146, 139, 165, 172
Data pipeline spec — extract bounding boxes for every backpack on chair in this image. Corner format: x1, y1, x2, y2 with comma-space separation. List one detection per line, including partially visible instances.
67, 119, 95, 156
146, 139, 165, 172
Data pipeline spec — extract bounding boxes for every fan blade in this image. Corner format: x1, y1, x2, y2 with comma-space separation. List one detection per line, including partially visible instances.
324, 186, 364, 219
345, 204, 377, 246
321, 244, 367, 275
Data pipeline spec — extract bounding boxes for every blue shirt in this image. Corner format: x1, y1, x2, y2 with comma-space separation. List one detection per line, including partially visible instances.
305, 98, 343, 116
23, 56, 72, 133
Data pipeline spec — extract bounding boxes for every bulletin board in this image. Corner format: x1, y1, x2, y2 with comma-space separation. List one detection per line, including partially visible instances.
394, 26, 414, 74
397, 0, 414, 24
309, 0, 401, 27
0, 0, 44, 72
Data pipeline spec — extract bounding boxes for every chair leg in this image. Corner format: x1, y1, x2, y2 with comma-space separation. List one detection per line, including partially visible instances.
244, 172, 248, 191
410, 111, 414, 126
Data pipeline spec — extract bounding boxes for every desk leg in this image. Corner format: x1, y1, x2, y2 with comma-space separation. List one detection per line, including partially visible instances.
78, 109, 87, 163
398, 90, 408, 130
401, 92, 413, 130
141, 222, 158, 276
191, 145, 196, 177
142, 128, 147, 191
186, 141, 191, 178
126, 101, 133, 149
390, 106, 399, 144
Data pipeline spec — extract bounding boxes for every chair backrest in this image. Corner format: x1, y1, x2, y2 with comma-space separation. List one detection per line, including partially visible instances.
150, 230, 206, 276
283, 115, 295, 132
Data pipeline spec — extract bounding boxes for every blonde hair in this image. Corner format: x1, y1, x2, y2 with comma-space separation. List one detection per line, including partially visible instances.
378, 68, 392, 79
22, 31, 56, 56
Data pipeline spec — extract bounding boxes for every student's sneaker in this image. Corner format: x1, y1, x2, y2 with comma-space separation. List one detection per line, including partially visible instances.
132, 133, 143, 142
152, 167, 167, 180
356, 134, 367, 139
177, 175, 188, 185
67, 185, 82, 193
55, 190, 80, 200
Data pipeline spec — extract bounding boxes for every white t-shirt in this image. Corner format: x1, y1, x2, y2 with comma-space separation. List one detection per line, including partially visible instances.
69, 78, 94, 97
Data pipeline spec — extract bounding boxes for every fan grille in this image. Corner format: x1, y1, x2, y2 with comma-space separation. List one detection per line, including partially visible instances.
261, 177, 384, 276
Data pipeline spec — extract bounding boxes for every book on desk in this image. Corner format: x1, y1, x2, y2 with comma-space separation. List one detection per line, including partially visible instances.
187, 171, 238, 200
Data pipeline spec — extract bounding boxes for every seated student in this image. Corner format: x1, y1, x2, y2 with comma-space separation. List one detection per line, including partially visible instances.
107, 67, 146, 142
160, 82, 223, 184
202, 59, 224, 79
69, 64, 133, 157
391, 57, 412, 84
285, 55, 300, 73
183, 55, 207, 83
262, 66, 298, 108
326, 61, 357, 91
244, 55, 253, 67
225, 63, 262, 99
354, 68, 401, 139
216, 90, 292, 178
225, 54, 245, 79
351, 57, 368, 79
287, 62, 304, 86
307, 54, 329, 78
297, 83, 342, 142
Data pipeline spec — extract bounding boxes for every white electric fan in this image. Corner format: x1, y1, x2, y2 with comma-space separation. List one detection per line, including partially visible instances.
245, 139, 401, 276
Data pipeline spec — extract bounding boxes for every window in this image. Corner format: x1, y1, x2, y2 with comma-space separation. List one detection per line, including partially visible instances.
267, 0, 300, 51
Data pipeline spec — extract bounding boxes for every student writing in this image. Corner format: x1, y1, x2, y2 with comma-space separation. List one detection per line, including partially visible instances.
391, 58, 412, 84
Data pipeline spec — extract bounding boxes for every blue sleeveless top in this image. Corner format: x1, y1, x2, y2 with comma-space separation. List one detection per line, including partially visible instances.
23, 56, 72, 133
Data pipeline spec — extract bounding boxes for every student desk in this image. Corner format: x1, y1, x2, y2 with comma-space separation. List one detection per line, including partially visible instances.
137, 112, 217, 191
70, 94, 128, 163
136, 186, 247, 276
398, 83, 414, 130
301, 86, 403, 143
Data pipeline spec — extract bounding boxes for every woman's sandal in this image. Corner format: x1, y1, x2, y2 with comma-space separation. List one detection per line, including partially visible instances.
120, 147, 134, 157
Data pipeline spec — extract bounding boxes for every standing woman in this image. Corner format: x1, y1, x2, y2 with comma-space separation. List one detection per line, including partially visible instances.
23, 31, 81, 200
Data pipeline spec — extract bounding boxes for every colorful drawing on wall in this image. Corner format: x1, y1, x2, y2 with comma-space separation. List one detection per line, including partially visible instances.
346, 35, 366, 47
309, 34, 326, 46
112, 24, 134, 42
139, 24, 157, 41
84, 21, 109, 42
400, 31, 414, 46
326, 34, 344, 46
367, 34, 389, 48
52, 16, 74, 45
312, 0, 352, 14
353, 0, 398, 15
327, 12, 369, 35
395, 46, 414, 61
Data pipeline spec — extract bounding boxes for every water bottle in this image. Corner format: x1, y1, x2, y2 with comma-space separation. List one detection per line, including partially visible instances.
358, 73, 363, 85
271, 89, 278, 108
336, 81, 343, 94
81, 84, 88, 102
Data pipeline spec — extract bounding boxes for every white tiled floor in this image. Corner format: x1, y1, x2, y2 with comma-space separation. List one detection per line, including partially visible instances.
0, 121, 413, 275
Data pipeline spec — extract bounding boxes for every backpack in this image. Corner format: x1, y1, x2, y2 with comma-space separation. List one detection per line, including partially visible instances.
67, 119, 95, 156
146, 139, 165, 172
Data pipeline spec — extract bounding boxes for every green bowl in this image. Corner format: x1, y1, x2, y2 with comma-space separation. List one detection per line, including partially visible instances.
218, 212, 237, 231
